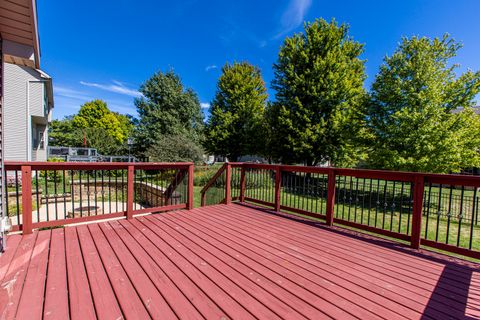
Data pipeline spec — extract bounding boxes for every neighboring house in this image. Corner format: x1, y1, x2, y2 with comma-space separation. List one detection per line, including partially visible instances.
0, 0, 52, 249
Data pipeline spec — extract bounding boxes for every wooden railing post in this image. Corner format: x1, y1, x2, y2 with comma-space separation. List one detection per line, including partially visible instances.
126, 165, 134, 220
239, 166, 246, 203
411, 174, 425, 249
21, 165, 32, 234
325, 169, 336, 226
274, 166, 281, 212
187, 164, 194, 210
225, 163, 232, 204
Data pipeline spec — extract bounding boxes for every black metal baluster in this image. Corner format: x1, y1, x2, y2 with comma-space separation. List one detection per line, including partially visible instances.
457, 186, 465, 247
469, 188, 477, 250
367, 178, 373, 226
35, 170, 40, 222
446, 187, 453, 244
43, 170, 49, 221
390, 181, 396, 231
62, 170, 67, 219
375, 179, 380, 228
424, 183, 432, 239
53, 170, 58, 220
347, 176, 353, 221
398, 182, 405, 233
435, 185, 443, 242
101, 171, 105, 213
381, 181, 387, 229
70, 170, 74, 218
79, 171, 83, 217
92, 170, 97, 215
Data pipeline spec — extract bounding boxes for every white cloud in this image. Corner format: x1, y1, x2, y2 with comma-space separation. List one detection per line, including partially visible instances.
80, 80, 143, 98
200, 102, 210, 109
205, 65, 218, 72
274, 0, 312, 39
54, 86, 92, 101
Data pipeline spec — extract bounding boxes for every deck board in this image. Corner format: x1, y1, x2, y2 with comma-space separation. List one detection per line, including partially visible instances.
0, 203, 479, 319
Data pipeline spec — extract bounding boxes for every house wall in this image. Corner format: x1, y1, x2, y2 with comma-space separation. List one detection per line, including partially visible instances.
3, 62, 47, 161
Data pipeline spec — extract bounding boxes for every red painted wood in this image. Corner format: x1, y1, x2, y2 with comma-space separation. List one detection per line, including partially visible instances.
196, 206, 458, 319
187, 164, 194, 210
240, 167, 246, 202
118, 219, 231, 319
145, 214, 308, 319
225, 205, 479, 300
16, 230, 51, 320
126, 165, 134, 219
420, 239, 480, 260
411, 174, 425, 249
0, 232, 37, 319
155, 213, 361, 319
244, 196, 275, 208
65, 227, 97, 320
274, 166, 281, 212
279, 205, 327, 220
43, 228, 69, 320
88, 223, 151, 319
108, 220, 205, 319
334, 218, 411, 242
32, 212, 126, 229
225, 163, 232, 204
76, 225, 123, 320
136, 216, 280, 319
172, 210, 413, 319
0, 235, 21, 282
98, 222, 177, 319
210, 205, 474, 318
127, 218, 256, 319
21, 165, 32, 235
326, 169, 336, 226
131, 203, 186, 215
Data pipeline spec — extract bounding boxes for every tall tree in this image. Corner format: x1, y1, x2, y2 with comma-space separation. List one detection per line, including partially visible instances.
267, 18, 367, 166
133, 70, 204, 154
204, 62, 268, 161
366, 35, 480, 173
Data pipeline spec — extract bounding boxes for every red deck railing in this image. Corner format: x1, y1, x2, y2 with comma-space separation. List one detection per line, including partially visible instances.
4, 161, 194, 233
201, 163, 480, 259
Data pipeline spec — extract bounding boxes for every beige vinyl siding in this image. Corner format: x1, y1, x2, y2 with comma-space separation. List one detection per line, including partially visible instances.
3, 62, 45, 161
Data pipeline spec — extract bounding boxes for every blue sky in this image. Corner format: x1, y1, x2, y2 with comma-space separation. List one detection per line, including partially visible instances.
37, 0, 480, 120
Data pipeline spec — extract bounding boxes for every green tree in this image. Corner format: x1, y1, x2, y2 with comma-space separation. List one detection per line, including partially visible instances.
133, 70, 204, 154
49, 117, 77, 147
267, 18, 367, 166
72, 99, 132, 143
204, 62, 268, 161
145, 134, 204, 163
366, 35, 480, 173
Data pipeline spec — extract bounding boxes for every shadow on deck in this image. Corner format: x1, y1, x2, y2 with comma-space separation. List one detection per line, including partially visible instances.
0, 203, 479, 319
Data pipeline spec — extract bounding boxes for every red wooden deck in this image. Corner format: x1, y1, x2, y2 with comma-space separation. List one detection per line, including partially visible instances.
0, 203, 479, 320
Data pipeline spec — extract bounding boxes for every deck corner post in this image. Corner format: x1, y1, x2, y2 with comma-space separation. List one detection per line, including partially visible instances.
225, 163, 232, 204
187, 164, 194, 210
326, 169, 336, 227
126, 165, 134, 219
239, 166, 246, 203
21, 165, 33, 234
274, 166, 281, 212
411, 174, 425, 249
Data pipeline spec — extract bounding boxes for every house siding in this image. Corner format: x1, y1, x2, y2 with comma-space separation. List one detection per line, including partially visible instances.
3, 62, 45, 161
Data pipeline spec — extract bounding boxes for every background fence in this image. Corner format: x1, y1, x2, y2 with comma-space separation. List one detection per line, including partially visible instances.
201, 163, 480, 259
